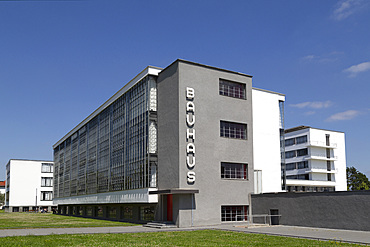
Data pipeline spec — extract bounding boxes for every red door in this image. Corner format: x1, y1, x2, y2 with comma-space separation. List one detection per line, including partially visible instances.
167, 194, 173, 221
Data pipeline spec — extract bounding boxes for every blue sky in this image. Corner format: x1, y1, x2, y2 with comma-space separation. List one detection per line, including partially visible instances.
1, 0, 370, 180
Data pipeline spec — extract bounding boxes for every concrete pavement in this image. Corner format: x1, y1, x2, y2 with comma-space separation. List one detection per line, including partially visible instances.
0, 224, 369, 245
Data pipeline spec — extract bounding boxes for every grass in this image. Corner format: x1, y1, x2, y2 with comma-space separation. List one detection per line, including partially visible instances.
0, 212, 137, 229
0, 230, 362, 246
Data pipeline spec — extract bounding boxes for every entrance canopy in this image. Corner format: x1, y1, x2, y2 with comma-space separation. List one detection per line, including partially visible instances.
149, 189, 199, 195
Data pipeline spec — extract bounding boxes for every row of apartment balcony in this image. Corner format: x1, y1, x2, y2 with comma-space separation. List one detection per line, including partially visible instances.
286, 167, 338, 175
285, 153, 338, 161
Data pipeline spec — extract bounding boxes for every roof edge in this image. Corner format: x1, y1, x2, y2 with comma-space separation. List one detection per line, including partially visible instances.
285, 125, 345, 134
252, 87, 285, 96
53, 66, 162, 149
160, 59, 253, 78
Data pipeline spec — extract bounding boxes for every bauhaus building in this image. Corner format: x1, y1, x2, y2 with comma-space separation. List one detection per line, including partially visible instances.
53, 59, 291, 226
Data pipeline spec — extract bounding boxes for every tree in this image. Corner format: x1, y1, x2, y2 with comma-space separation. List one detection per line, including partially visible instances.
346, 166, 370, 191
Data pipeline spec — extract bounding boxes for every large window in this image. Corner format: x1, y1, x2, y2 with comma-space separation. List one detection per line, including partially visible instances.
41, 163, 53, 173
41, 177, 53, 187
285, 135, 307, 147
221, 206, 248, 222
140, 206, 155, 221
122, 206, 133, 219
221, 162, 248, 179
287, 161, 309, 170
41, 191, 53, 201
297, 148, 308, 157
219, 79, 246, 99
286, 174, 309, 180
220, 121, 247, 139
285, 148, 308, 159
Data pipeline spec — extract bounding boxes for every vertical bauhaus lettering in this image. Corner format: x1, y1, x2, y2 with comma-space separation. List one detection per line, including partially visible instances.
186, 87, 196, 184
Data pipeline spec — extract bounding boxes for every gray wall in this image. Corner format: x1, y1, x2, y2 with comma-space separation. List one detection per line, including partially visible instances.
157, 61, 180, 190
252, 190, 370, 231
157, 60, 255, 227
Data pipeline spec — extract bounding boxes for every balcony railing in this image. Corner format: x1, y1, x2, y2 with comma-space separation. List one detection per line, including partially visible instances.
308, 141, 337, 148
307, 153, 337, 160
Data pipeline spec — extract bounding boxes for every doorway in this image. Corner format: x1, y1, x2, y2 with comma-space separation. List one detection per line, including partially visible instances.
167, 194, 173, 222
270, 209, 279, 225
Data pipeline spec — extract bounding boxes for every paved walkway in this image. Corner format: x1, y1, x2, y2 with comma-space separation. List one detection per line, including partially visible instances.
0, 224, 369, 245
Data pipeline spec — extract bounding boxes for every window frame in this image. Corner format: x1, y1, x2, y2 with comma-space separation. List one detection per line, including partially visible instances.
221, 162, 248, 180
220, 121, 247, 140
219, 79, 246, 100
41, 177, 53, 187
41, 163, 53, 173
40, 191, 53, 201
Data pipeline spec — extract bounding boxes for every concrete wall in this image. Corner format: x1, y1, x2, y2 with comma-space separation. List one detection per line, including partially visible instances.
157, 60, 255, 227
251, 191, 370, 231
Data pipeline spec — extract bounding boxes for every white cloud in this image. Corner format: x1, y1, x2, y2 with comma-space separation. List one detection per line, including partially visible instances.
290, 101, 333, 109
332, 0, 364, 21
304, 111, 316, 116
343, 62, 370, 77
302, 55, 316, 61
301, 52, 343, 64
326, 110, 361, 121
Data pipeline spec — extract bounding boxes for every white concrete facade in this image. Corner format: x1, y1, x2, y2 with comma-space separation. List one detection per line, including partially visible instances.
5, 159, 56, 212
284, 126, 347, 192
252, 88, 285, 193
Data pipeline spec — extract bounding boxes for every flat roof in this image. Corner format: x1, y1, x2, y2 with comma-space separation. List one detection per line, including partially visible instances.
161, 59, 253, 78
285, 125, 344, 134
53, 66, 162, 149
252, 87, 285, 96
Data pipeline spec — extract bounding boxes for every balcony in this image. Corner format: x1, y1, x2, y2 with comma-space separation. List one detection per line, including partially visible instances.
307, 141, 337, 149
286, 179, 336, 187
286, 167, 337, 175
307, 167, 337, 174
307, 153, 337, 161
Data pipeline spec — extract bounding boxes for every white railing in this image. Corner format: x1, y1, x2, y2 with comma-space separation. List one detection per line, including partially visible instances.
308, 141, 337, 148
309, 153, 338, 160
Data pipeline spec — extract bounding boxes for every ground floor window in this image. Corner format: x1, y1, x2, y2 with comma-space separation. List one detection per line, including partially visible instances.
22, 207, 29, 212
122, 206, 133, 220
12, 207, 19, 212
78, 206, 84, 216
97, 206, 104, 218
140, 206, 155, 221
221, 205, 248, 222
108, 206, 117, 219
86, 206, 93, 217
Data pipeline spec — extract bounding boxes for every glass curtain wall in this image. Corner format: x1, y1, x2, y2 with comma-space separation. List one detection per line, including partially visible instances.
53, 76, 157, 198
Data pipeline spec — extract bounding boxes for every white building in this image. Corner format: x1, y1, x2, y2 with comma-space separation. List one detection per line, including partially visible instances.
5, 159, 56, 212
284, 126, 347, 192
0, 181, 5, 195
252, 88, 285, 193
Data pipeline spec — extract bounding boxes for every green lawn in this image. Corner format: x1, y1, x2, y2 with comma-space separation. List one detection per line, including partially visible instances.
0, 230, 361, 246
0, 212, 137, 229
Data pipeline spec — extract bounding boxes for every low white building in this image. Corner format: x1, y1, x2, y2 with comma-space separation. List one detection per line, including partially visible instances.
252, 88, 285, 193
5, 159, 56, 212
0, 181, 5, 194
284, 126, 347, 192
